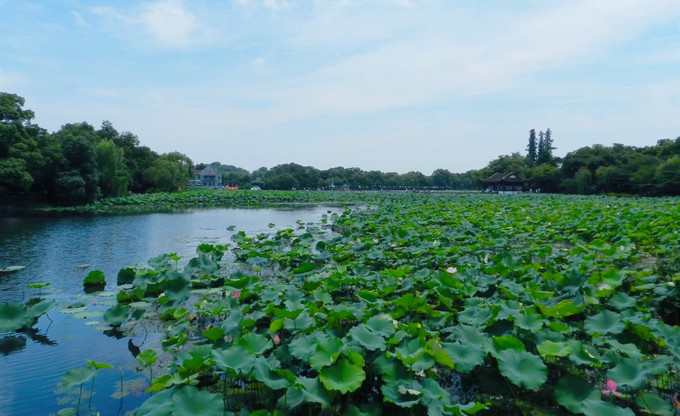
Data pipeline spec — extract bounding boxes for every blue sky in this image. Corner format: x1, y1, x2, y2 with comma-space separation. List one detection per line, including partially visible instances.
1, 0, 679, 174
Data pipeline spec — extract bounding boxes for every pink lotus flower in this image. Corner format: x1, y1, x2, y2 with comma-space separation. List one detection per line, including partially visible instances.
233, 291, 241, 299
602, 379, 622, 397
273, 333, 280, 345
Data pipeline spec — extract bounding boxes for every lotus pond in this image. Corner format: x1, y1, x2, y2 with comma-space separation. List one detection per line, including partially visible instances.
0, 205, 340, 416
1, 192, 679, 416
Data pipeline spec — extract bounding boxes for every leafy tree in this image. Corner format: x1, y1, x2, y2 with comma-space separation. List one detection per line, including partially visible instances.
95, 139, 129, 197
527, 164, 560, 192
264, 173, 298, 190
431, 169, 452, 188
655, 156, 680, 195
52, 123, 100, 204
0, 157, 33, 191
0, 93, 47, 193
574, 167, 593, 194
526, 129, 537, 167
146, 153, 193, 192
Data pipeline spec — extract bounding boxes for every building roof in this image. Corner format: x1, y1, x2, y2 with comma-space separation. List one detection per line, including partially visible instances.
481, 172, 526, 183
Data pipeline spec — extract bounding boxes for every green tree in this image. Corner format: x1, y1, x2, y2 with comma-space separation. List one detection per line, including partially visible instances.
52, 123, 100, 204
574, 167, 592, 194
526, 129, 537, 167
146, 152, 193, 192
0, 93, 47, 193
431, 169, 452, 188
95, 139, 129, 197
655, 156, 680, 195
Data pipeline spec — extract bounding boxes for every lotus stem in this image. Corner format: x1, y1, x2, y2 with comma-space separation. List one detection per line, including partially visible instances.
89, 375, 96, 411
77, 383, 83, 416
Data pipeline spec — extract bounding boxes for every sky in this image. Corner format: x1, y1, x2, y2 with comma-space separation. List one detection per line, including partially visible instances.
1, 0, 679, 174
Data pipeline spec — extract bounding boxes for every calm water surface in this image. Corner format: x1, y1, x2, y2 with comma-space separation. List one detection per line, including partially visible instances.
0, 206, 338, 416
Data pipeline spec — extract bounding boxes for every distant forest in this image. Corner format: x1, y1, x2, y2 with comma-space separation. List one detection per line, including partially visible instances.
1, 92, 678, 205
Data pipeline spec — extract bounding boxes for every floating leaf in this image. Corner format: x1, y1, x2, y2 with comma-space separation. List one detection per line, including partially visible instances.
0, 302, 32, 332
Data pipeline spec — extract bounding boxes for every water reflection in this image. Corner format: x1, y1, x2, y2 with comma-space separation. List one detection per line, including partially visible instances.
0, 335, 26, 355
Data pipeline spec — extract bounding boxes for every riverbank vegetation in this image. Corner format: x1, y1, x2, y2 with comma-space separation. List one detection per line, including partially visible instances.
2, 92, 679, 207
48, 192, 680, 416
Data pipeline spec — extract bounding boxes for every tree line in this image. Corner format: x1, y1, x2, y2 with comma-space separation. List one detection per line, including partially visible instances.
1, 92, 678, 205
0, 93, 193, 204
479, 128, 680, 195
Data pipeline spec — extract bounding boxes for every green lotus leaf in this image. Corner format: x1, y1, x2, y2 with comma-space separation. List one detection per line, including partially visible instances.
289, 333, 315, 362
62, 366, 97, 389
636, 392, 674, 416
381, 379, 422, 408
26, 282, 51, 289
536, 299, 585, 319
581, 400, 635, 416
491, 336, 526, 354
171, 386, 224, 416
83, 270, 106, 286
86, 360, 113, 370
133, 386, 176, 416
269, 318, 284, 332
537, 340, 573, 358
606, 357, 649, 389
284, 310, 315, 332
235, 332, 272, 355
136, 349, 158, 367
252, 358, 292, 390
496, 350, 547, 390
103, 304, 130, 327
608, 292, 636, 311
554, 374, 600, 414
514, 310, 545, 332
584, 310, 625, 335
212, 345, 254, 374
426, 339, 455, 369
282, 376, 331, 409
366, 314, 396, 338
0, 302, 33, 332
310, 335, 343, 371
445, 324, 486, 345
441, 342, 485, 373
202, 327, 225, 342
349, 324, 386, 351
319, 357, 366, 393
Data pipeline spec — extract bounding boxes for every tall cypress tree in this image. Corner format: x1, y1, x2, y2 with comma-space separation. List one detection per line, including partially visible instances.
527, 129, 537, 166
537, 130, 547, 165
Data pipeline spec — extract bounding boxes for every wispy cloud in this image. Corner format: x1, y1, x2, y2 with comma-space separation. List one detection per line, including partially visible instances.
91, 0, 201, 49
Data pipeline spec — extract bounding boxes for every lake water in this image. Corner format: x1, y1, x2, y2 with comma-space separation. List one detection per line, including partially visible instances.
0, 206, 339, 416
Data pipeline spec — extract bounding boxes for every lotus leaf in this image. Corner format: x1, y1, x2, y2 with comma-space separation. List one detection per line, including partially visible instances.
0, 302, 32, 332
496, 350, 547, 390
171, 386, 224, 416
310, 335, 343, 370
103, 304, 130, 327
212, 346, 255, 374
62, 366, 97, 388
441, 342, 485, 373
319, 357, 366, 393
349, 324, 386, 351
584, 310, 625, 335
606, 357, 650, 389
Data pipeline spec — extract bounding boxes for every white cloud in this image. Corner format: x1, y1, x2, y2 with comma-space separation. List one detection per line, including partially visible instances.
141, 0, 197, 47
71, 11, 86, 26
91, 0, 200, 48
0, 70, 30, 91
